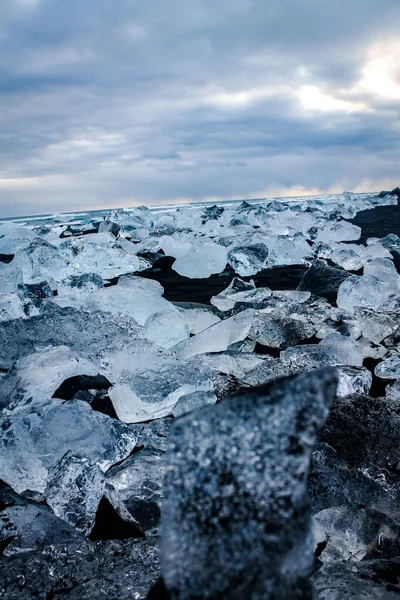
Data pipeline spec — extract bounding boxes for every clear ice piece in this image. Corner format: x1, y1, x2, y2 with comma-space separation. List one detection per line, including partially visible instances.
211, 278, 272, 311
141, 310, 190, 348
0, 399, 137, 497
178, 309, 255, 359
105, 448, 165, 534
227, 243, 269, 276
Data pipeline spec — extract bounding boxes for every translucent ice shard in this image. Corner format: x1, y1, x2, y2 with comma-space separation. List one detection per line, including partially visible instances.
211, 277, 272, 311
317, 221, 361, 243
105, 448, 165, 534
178, 309, 255, 359
0, 345, 100, 413
84, 276, 177, 325
141, 310, 190, 348
46, 453, 105, 535
249, 311, 317, 349
172, 242, 228, 278
375, 353, 400, 379
281, 333, 364, 369
227, 243, 269, 276
337, 275, 399, 313
109, 363, 214, 423
182, 308, 221, 334
60, 235, 140, 279
336, 367, 372, 397
0, 399, 137, 497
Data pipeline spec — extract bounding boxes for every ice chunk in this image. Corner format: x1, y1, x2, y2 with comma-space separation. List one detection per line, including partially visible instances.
129, 418, 174, 452
385, 379, 400, 402
109, 363, 214, 423
98, 220, 121, 237
0, 226, 38, 255
317, 221, 361, 243
0, 292, 25, 322
17, 281, 53, 311
363, 257, 400, 286
281, 334, 364, 369
173, 242, 227, 278
60, 236, 140, 279
0, 261, 23, 294
0, 304, 141, 369
337, 275, 399, 313
46, 453, 105, 535
178, 309, 255, 359
312, 507, 397, 563
182, 308, 221, 334
249, 311, 317, 349
336, 367, 372, 397
141, 310, 190, 348
171, 389, 217, 418
0, 399, 137, 497
13, 238, 70, 285
211, 277, 272, 311
375, 353, 400, 379
0, 346, 100, 413
55, 273, 104, 308
356, 309, 400, 344
160, 368, 337, 600
0, 486, 85, 556
159, 236, 192, 259
84, 276, 177, 325
269, 235, 312, 267
227, 243, 269, 276
105, 448, 164, 534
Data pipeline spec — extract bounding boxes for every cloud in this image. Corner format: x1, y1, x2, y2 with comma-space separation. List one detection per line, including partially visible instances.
0, 0, 399, 216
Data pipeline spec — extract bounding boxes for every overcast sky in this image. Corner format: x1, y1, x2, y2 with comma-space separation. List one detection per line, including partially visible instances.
0, 0, 399, 216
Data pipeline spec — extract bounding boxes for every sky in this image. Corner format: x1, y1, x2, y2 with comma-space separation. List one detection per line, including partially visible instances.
0, 0, 400, 217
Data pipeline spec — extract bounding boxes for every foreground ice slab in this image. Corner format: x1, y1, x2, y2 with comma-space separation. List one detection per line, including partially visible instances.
161, 368, 338, 600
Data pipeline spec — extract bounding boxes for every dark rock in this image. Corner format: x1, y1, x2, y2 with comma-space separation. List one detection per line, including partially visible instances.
320, 394, 400, 470
52, 374, 112, 400
59, 223, 100, 238
378, 187, 400, 200
202, 204, 225, 223
0, 481, 85, 557
297, 259, 350, 303
89, 497, 143, 541
0, 254, 14, 264
160, 368, 338, 600
0, 538, 159, 600
17, 281, 53, 309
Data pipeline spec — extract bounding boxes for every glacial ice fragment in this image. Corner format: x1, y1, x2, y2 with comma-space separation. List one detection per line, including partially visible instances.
178, 309, 255, 359
227, 243, 269, 276
161, 368, 338, 600
211, 277, 272, 311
